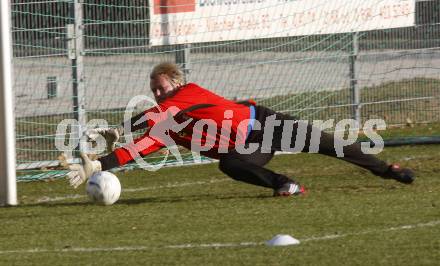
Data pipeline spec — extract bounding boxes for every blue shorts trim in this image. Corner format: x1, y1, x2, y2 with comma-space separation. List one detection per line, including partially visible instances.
246, 105, 255, 139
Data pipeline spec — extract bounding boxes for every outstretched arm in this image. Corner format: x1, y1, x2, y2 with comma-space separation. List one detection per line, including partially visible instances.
97, 129, 165, 171
86, 110, 151, 153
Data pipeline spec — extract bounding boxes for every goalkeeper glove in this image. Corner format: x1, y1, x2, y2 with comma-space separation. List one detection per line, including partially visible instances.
66, 152, 102, 188
86, 126, 123, 153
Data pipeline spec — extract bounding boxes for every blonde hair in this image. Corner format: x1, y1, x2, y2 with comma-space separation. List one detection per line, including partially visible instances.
150, 62, 185, 85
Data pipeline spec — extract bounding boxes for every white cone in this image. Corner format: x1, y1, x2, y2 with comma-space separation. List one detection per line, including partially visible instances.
266, 234, 300, 246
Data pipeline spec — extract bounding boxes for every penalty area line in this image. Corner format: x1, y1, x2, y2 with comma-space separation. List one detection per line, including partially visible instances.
1, 220, 439, 254
302, 220, 440, 242
36, 178, 230, 203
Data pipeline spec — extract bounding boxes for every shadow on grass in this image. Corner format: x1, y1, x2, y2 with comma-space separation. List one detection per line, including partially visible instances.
21, 193, 273, 208
117, 193, 273, 205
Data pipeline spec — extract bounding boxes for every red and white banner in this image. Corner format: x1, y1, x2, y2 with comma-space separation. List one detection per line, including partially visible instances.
149, 0, 415, 46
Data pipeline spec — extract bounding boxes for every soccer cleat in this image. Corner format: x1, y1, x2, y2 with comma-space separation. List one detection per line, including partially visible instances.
273, 181, 306, 197
381, 164, 415, 184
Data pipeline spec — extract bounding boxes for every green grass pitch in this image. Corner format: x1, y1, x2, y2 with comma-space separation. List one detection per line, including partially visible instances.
2, 144, 440, 265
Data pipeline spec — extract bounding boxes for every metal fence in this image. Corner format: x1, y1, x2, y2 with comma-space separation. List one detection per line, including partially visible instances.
11, 0, 440, 178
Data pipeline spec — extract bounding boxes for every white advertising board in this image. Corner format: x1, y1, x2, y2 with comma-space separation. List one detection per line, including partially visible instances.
149, 0, 415, 46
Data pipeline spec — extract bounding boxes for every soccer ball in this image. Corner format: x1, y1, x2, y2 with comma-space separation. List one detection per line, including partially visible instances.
86, 171, 121, 205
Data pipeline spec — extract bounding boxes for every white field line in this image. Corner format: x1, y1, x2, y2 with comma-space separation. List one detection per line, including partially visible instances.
167, 242, 261, 249
122, 178, 230, 192
1, 220, 439, 255
301, 219, 440, 242
36, 178, 231, 203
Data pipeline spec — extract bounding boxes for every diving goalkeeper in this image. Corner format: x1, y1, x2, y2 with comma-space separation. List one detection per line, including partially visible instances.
67, 62, 415, 196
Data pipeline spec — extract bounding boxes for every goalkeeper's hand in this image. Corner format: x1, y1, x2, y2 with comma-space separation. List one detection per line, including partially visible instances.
86, 127, 123, 153
66, 152, 102, 188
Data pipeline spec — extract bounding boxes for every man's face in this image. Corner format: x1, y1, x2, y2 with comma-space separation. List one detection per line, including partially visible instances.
150, 74, 175, 103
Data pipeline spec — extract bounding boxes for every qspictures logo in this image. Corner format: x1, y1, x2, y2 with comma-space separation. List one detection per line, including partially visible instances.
154, 0, 196, 14
56, 94, 387, 171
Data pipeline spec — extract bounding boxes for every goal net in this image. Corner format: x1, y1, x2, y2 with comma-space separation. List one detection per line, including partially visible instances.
11, 0, 440, 181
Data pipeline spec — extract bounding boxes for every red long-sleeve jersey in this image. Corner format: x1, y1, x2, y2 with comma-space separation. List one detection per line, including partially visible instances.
113, 83, 253, 166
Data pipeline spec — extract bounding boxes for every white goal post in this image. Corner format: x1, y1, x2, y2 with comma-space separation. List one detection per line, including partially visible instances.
0, 0, 17, 206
